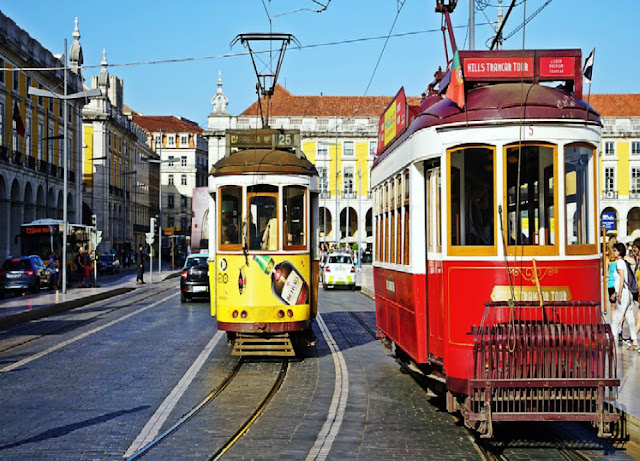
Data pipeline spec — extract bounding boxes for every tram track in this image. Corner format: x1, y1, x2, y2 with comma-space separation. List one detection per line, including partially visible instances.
126, 357, 289, 460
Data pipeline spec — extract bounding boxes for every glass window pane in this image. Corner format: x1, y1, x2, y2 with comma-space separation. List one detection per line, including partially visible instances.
565, 144, 594, 246
506, 145, 555, 246
450, 147, 495, 246
247, 188, 278, 251
220, 186, 241, 247
284, 186, 306, 249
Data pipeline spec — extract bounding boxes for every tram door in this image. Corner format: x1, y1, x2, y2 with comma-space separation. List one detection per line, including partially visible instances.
425, 164, 444, 360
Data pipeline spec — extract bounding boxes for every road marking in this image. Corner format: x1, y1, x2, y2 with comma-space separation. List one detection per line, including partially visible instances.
124, 330, 224, 458
306, 314, 349, 461
0, 293, 178, 374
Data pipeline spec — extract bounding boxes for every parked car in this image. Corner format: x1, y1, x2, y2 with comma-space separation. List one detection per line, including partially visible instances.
180, 253, 210, 303
97, 254, 120, 274
0, 255, 52, 297
322, 252, 357, 290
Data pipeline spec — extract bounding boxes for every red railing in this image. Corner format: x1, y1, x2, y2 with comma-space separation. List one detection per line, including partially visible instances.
462, 301, 620, 438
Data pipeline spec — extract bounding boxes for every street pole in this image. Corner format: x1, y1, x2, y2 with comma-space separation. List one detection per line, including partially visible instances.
158, 130, 163, 281
358, 167, 362, 268
346, 172, 350, 250
62, 38, 68, 293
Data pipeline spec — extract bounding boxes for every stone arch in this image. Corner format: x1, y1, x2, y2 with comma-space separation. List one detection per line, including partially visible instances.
10, 178, 23, 256
36, 185, 46, 220
319, 207, 332, 240
47, 187, 56, 219
82, 202, 93, 226
340, 206, 358, 240
24, 181, 36, 223
67, 193, 75, 223
56, 190, 64, 220
365, 208, 373, 238
628, 207, 640, 236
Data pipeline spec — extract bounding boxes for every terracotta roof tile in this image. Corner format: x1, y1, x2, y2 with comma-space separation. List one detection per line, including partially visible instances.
132, 115, 203, 134
588, 94, 640, 117
240, 85, 422, 118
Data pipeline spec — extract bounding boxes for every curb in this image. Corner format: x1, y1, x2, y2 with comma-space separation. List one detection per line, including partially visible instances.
0, 287, 134, 329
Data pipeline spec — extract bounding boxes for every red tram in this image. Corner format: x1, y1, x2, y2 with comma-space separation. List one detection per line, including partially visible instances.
371, 2, 619, 437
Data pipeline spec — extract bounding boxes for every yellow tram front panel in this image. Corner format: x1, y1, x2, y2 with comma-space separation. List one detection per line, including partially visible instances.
214, 254, 311, 327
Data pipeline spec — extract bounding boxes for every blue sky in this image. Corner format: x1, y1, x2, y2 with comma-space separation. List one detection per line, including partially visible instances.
3, 1, 637, 127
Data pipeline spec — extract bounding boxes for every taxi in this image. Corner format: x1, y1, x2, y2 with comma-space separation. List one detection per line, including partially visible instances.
322, 252, 356, 290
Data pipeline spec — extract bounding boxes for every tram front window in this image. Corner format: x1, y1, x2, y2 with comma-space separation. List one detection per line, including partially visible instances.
220, 186, 241, 248
449, 146, 495, 248
248, 185, 278, 251
506, 144, 555, 247
565, 144, 595, 248
284, 186, 306, 249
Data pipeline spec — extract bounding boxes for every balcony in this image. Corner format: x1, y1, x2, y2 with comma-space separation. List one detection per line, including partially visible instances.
602, 190, 618, 199
0, 146, 8, 162
27, 156, 36, 170
38, 160, 49, 173
342, 191, 356, 199
12, 151, 23, 166
320, 191, 331, 199
630, 191, 640, 199
50, 164, 57, 176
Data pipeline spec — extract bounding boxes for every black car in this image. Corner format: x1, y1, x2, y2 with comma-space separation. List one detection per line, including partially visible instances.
97, 254, 120, 274
0, 255, 52, 297
180, 253, 209, 303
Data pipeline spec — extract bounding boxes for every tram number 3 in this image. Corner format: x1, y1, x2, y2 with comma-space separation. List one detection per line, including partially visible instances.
218, 273, 229, 284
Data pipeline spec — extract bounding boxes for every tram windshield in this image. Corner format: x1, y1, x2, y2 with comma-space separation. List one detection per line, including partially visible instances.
283, 186, 306, 249
565, 144, 595, 247
449, 146, 495, 247
220, 186, 242, 248
248, 185, 278, 251
506, 144, 555, 247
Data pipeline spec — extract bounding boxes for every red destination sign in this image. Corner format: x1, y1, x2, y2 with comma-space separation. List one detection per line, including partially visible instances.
464, 57, 534, 78
24, 226, 51, 235
539, 56, 575, 78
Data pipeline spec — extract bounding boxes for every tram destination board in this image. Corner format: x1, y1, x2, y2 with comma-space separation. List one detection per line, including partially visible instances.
226, 129, 300, 151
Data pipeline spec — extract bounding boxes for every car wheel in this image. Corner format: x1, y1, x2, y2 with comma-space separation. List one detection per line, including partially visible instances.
323, 282, 328, 290
181, 293, 187, 303
32, 281, 40, 294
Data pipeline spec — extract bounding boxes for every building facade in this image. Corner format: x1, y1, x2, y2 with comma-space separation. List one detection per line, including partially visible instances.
0, 13, 85, 258
132, 115, 208, 255
590, 94, 640, 241
82, 50, 158, 254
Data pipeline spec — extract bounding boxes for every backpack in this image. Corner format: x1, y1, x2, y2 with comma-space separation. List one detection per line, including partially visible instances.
624, 260, 639, 295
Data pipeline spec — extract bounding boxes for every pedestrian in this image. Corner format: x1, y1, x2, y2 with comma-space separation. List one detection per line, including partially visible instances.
84, 249, 95, 288
606, 249, 616, 316
75, 247, 86, 288
136, 244, 146, 284
629, 238, 640, 339
610, 242, 638, 350
49, 252, 59, 290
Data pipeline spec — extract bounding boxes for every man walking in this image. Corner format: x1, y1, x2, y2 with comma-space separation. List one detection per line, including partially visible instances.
84, 249, 95, 288
136, 245, 146, 284
75, 247, 86, 288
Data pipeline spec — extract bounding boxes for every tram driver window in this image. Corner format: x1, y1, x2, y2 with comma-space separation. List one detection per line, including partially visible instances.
565, 144, 595, 247
283, 186, 306, 249
248, 185, 279, 251
449, 147, 495, 247
506, 144, 555, 246
219, 186, 241, 248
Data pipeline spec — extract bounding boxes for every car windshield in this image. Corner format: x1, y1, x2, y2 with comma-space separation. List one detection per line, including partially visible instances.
2, 259, 31, 270
328, 255, 353, 265
185, 257, 207, 268
99, 255, 114, 262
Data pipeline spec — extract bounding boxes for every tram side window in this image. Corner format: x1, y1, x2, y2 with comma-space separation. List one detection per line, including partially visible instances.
220, 186, 242, 248
248, 185, 279, 251
506, 145, 555, 246
565, 144, 594, 247
283, 186, 306, 249
449, 147, 495, 247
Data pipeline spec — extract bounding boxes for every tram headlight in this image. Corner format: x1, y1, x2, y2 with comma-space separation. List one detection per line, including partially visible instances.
278, 310, 285, 318
240, 311, 248, 319
232, 310, 239, 318
287, 309, 293, 318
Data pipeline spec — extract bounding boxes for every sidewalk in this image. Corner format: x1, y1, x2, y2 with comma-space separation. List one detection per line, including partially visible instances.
357, 264, 640, 440
0, 261, 178, 328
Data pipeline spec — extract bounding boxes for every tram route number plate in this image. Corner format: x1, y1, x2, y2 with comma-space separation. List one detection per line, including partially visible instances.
227, 129, 300, 150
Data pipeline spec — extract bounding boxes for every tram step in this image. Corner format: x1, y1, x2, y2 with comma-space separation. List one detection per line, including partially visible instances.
232, 334, 296, 357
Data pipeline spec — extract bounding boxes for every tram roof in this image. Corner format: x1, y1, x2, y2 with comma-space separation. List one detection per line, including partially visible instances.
209, 148, 318, 177
374, 82, 601, 167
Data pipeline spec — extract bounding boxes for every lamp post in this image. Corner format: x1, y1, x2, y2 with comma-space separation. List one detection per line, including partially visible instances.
358, 167, 362, 268
335, 170, 341, 248
122, 170, 137, 252
28, 41, 101, 294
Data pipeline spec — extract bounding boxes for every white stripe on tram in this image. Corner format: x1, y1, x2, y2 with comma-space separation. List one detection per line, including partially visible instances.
124, 330, 224, 458
307, 313, 349, 461
0, 293, 179, 374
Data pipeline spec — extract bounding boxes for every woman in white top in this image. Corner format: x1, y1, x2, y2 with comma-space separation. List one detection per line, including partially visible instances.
611, 242, 638, 350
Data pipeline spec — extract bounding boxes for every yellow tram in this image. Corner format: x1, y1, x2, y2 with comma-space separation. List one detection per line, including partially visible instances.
208, 129, 320, 356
